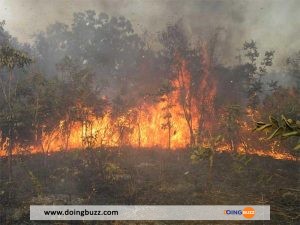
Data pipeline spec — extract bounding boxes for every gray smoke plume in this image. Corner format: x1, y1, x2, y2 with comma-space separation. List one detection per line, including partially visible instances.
0, 0, 299, 65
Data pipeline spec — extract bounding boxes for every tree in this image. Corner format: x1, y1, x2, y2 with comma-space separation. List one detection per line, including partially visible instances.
242, 40, 275, 109
0, 21, 10, 45
222, 105, 242, 152
286, 51, 300, 89
159, 22, 196, 146
16, 72, 64, 158
111, 95, 134, 147
159, 81, 175, 150
56, 56, 108, 149
34, 11, 145, 85
0, 44, 32, 200
34, 22, 70, 76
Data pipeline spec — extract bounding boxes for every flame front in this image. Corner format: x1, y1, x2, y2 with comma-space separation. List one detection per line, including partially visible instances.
0, 46, 296, 161
41, 56, 202, 151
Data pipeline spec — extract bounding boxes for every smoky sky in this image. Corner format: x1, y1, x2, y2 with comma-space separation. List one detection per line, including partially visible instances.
0, 0, 299, 65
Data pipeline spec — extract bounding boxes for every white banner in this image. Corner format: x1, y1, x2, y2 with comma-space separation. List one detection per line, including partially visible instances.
30, 205, 270, 220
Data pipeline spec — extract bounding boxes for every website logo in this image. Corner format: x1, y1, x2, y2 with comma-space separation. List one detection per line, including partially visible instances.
224, 207, 255, 219
242, 207, 255, 219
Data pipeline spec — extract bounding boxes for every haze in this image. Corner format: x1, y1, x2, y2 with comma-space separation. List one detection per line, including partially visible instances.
0, 0, 299, 65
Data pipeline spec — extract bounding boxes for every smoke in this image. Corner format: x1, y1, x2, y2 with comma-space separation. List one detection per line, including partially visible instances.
0, 0, 299, 65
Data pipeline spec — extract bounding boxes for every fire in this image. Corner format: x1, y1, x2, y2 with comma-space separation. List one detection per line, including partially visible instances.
197, 44, 217, 138
39, 54, 202, 151
217, 143, 296, 160
0, 46, 296, 161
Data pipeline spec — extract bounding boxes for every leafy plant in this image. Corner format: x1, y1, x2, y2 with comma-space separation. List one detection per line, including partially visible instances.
254, 115, 300, 151
190, 135, 223, 189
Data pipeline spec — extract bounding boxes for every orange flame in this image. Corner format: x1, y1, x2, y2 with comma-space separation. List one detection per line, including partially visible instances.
0, 46, 296, 161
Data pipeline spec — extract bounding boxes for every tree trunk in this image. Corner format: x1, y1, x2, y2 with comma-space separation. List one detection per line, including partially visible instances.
177, 66, 195, 147
8, 128, 13, 186
7, 69, 13, 203
138, 122, 141, 148
168, 124, 171, 150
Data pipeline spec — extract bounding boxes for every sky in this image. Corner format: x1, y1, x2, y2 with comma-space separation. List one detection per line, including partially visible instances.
0, 0, 299, 65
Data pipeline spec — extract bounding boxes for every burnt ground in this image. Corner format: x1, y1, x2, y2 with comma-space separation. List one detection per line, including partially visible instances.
0, 148, 299, 225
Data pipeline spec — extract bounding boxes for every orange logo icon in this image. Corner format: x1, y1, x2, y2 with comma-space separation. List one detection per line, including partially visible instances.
243, 207, 255, 219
